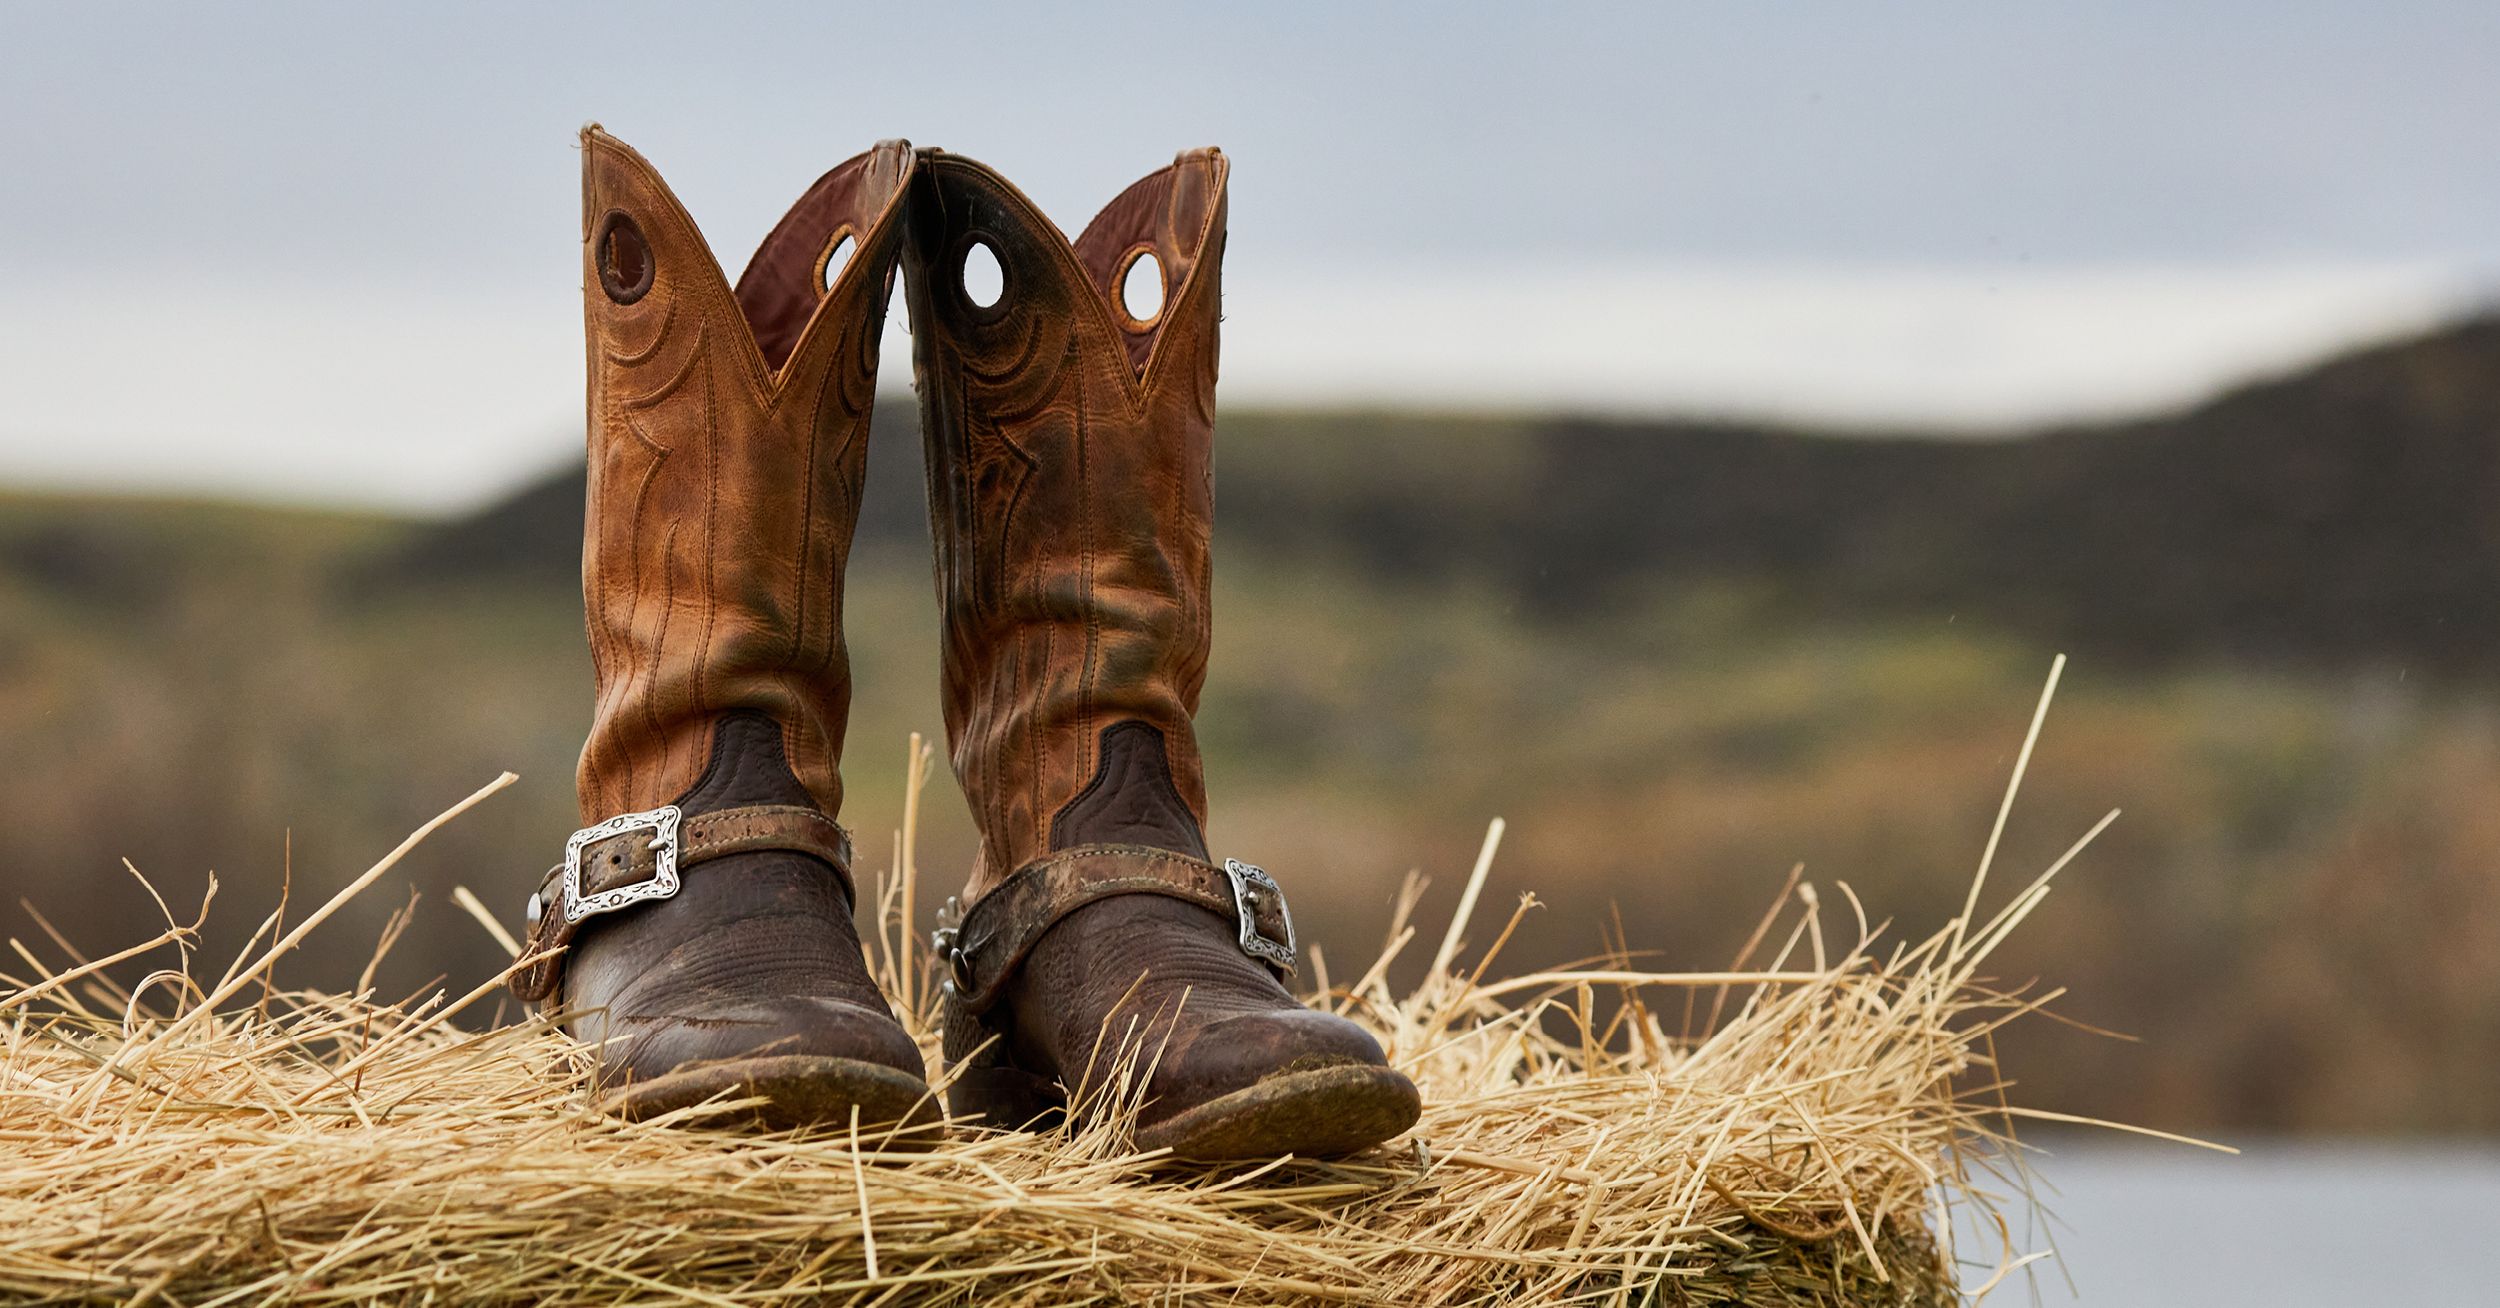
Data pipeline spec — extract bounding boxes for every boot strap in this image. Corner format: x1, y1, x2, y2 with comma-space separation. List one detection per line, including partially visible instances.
509, 803, 854, 1003
933, 844, 1296, 1018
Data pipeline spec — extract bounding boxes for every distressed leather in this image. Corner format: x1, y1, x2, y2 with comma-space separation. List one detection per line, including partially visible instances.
557, 715, 921, 1099
510, 804, 853, 1002
903, 148, 1418, 1152
903, 147, 1226, 890
938, 844, 1293, 1016
539, 128, 926, 1113
578, 126, 910, 820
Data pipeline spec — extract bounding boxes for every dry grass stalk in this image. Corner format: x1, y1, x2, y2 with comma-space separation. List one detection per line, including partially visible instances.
0, 666, 2173, 1305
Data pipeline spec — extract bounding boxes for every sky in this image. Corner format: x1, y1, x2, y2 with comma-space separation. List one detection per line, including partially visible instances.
1, 2, 2494, 510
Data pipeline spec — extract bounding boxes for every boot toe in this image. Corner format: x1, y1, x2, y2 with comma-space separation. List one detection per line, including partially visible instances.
596, 995, 926, 1087
586, 996, 937, 1133
1155, 1007, 1392, 1107
1140, 1009, 1419, 1159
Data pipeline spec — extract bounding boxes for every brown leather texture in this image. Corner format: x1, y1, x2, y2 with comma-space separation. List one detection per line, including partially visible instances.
900, 147, 1228, 893
510, 802, 854, 1002
945, 887, 1394, 1137
544, 130, 928, 1115
577, 126, 912, 823
940, 843, 1290, 1015
903, 149, 1419, 1156
556, 714, 920, 1097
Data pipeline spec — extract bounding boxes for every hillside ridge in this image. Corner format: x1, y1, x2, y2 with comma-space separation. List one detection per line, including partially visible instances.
341, 314, 2500, 669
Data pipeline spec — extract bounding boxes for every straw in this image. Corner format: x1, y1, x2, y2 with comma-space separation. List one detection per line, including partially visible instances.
0, 669, 2192, 1304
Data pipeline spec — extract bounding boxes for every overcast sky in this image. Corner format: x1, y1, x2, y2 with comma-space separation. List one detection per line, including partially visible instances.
3, 2, 2494, 509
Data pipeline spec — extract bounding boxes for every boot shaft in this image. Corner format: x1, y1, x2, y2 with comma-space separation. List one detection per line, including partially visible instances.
901, 148, 1230, 885
576, 128, 912, 823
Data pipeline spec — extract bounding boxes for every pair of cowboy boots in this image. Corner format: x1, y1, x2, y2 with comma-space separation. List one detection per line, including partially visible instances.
510, 127, 1420, 1160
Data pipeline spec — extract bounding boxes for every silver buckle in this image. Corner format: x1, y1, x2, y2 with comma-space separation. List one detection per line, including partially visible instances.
1224, 858, 1296, 972
930, 895, 973, 999
558, 804, 684, 924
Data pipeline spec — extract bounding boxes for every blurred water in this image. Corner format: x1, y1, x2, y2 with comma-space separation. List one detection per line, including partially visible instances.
1961, 1141, 2500, 1304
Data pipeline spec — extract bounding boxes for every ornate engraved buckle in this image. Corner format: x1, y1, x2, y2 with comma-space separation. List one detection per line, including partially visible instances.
557, 804, 684, 925
931, 895, 976, 1000
1224, 858, 1296, 972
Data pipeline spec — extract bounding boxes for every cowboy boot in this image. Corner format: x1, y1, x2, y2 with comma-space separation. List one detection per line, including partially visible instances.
900, 147, 1422, 1160
509, 127, 933, 1133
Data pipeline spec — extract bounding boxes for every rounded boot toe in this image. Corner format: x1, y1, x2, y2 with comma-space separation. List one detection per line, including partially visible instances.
602, 995, 926, 1087
1155, 1006, 1391, 1105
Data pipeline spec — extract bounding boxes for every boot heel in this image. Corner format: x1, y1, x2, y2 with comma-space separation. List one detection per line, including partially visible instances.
942, 1000, 1066, 1131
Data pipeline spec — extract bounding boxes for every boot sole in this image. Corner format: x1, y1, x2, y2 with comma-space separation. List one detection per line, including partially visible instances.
1134, 1063, 1423, 1161
600, 1054, 944, 1141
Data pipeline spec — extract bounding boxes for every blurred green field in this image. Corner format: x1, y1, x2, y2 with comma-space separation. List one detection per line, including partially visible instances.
8, 324, 2500, 1137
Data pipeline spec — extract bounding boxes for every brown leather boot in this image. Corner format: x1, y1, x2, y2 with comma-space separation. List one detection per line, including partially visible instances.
509, 127, 934, 1134
900, 147, 1422, 1160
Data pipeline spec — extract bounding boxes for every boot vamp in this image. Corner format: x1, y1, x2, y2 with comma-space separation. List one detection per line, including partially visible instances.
593, 994, 924, 1083
564, 849, 922, 1082
1150, 1008, 1391, 1115
1005, 894, 1391, 1114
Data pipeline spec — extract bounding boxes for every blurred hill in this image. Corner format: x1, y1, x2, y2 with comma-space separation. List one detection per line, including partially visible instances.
392, 315, 2500, 669
7, 318, 2500, 1138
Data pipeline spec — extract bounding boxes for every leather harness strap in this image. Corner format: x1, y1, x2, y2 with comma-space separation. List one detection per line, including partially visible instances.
510, 804, 854, 1004
935, 843, 1296, 1017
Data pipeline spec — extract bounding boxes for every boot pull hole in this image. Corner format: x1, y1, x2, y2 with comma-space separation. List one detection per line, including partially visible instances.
1118, 248, 1164, 328
816, 231, 856, 295
961, 240, 1003, 309
595, 211, 653, 305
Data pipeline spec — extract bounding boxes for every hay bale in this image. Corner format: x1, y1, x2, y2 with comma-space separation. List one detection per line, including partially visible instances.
0, 690, 2131, 1304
